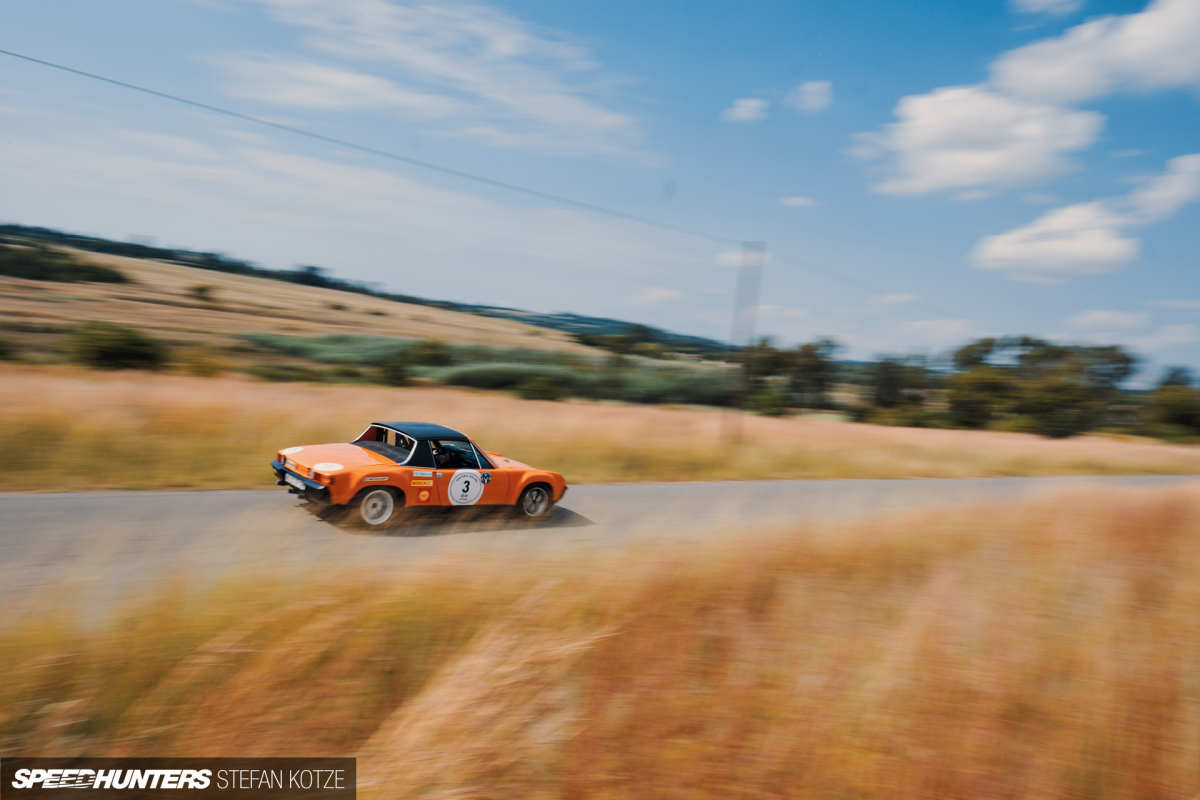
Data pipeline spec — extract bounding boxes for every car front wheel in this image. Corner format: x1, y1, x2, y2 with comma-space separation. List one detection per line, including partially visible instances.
355, 487, 401, 528
517, 484, 553, 519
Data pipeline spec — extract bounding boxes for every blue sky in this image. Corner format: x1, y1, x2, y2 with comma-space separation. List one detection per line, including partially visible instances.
2, 0, 1198, 378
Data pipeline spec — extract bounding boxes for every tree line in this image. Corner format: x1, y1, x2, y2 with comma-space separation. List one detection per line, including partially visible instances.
733, 335, 1199, 440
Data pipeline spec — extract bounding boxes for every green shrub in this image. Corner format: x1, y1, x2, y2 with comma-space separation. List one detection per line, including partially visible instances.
177, 347, 226, 377
869, 406, 948, 429
0, 244, 128, 283
245, 364, 324, 382
327, 364, 368, 382
407, 339, 454, 366
747, 388, 790, 417
68, 321, 167, 370
988, 415, 1040, 434
0, 337, 13, 361
379, 355, 410, 386
1144, 385, 1200, 433
516, 375, 568, 401
847, 404, 873, 423
440, 363, 579, 391
188, 284, 218, 304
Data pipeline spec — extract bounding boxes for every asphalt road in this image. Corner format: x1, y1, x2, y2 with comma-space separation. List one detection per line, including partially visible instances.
2, 475, 1195, 616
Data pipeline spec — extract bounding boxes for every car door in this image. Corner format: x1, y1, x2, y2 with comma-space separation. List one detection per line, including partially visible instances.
470, 443, 511, 506
431, 440, 509, 507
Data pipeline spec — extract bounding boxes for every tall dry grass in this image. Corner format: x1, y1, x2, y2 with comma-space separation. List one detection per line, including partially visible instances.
2, 487, 1199, 798
1, 365, 1198, 490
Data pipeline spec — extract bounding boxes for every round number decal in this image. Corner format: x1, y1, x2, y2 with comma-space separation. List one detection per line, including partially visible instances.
448, 470, 484, 506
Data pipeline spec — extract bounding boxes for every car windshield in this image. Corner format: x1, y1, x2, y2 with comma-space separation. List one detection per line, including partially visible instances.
352, 425, 414, 463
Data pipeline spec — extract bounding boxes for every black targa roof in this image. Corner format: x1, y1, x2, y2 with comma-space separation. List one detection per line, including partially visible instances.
373, 421, 469, 441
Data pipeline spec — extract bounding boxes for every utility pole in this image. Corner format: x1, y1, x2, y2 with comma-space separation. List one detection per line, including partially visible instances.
723, 241, 765, 444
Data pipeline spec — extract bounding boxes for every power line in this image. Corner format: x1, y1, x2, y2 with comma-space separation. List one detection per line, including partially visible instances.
0, 47, 736, 245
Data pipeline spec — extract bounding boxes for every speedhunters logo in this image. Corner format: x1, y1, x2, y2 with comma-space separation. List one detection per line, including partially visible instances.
2, 759, 355, 798
11, 768, 210, 790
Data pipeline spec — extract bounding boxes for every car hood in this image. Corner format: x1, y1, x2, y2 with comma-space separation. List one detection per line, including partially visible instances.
488, 452, 532, 470
280, 442, 397, 473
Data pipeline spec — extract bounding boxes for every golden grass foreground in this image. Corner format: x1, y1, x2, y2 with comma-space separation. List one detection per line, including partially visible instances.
2, 486, 1199, 798
2, 364, 1199, 490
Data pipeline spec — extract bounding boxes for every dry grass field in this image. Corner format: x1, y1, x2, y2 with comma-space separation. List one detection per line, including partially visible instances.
1, 364, 1198, 490
3, 486, 1199, 798
0, 246, 599, 358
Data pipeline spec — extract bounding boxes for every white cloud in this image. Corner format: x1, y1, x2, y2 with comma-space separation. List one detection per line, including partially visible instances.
225, 0, 641, 156
632, 287, 682, 305
1010, 0, 1083, 15
972, 201, 1137, 278
1068, 309, 1149, 330
220, 54, 463, 116
972, 153, 1200, 278
873, 292, 918, 306
0, 117, 715, 325
852, 86, 1101, 195
855, 0, 1200, 196
1135, 323, 1199, 351
779, 195, 816, 207
720, 97, 768, 123
784, 80, 832, 113
991, 0, 1200, 105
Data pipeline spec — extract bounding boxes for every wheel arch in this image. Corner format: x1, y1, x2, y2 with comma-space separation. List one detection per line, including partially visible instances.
350, 483, 406, 506
513, 472, 560, 502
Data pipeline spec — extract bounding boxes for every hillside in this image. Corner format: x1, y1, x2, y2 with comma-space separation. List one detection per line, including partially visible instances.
0, 223, 730, 356
0, 243, 606, 361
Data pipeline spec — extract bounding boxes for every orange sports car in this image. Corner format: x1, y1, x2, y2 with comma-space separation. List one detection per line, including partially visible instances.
271, 421, 567, 528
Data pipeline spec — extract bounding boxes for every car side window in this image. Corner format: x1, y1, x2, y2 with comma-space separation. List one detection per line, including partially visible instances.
430, 439, 478, 469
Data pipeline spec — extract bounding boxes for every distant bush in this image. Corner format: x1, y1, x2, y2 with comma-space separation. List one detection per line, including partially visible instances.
441, 363, 579, 391
869, 406, 948, 429
747, 388, 790, 417
407, 339, 454, 366
188, 284, 218, 304
327, 364, 368, 382
69, 321, 167, 370
988, 415, 1040, 435
1144, 385, 1200, 434
0, 244, 128, 283
177, 347, 226, 377
516, 375, 568, 401
379, 355, 410, 386
239, 333, 408, 364
245, 364, 324, 382
582, 368, 736, 407
0, 337, 14, 361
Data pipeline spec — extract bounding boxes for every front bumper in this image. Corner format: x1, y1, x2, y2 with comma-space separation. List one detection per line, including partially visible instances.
271, 459, 330, 503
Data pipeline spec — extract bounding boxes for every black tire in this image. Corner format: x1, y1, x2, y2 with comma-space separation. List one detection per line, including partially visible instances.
516, 483, 554, 519
352, 487, 403, 528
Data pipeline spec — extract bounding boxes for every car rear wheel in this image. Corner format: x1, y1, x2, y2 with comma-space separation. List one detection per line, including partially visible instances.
356, 487, 401, 528
517, 484, 553, 519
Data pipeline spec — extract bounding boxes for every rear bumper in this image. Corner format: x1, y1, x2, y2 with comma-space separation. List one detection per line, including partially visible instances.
271, 459, 330, 503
